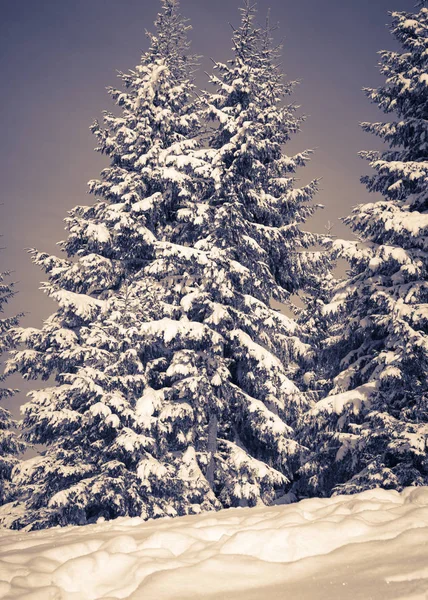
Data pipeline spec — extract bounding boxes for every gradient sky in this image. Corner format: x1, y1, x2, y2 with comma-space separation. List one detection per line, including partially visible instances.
0, 0, 419, 416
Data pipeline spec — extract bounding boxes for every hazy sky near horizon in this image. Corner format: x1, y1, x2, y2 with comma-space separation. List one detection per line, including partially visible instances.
0, 0, 420, 415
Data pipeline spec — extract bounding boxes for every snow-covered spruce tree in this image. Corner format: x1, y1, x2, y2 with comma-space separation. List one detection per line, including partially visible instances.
297, 6, 428, 497
3, 0, 210, 530
153, 3, 330, 505
0, 266, 25, 505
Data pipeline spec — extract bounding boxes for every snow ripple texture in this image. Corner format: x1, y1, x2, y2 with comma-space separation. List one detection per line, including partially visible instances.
1, 487, 428, 599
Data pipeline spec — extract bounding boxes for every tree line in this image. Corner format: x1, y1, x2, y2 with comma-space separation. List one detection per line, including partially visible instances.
0, 0, 427, 530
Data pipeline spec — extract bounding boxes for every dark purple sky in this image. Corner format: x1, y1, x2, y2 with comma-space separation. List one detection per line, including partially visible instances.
0, 0, 418, 415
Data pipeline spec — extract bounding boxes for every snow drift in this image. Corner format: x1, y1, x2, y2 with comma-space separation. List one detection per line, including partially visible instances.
1, 486, 428, 599
0, 487, 428, 600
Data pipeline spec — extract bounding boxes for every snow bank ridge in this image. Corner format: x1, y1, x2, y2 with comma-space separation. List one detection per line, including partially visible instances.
1, 486, 428, 599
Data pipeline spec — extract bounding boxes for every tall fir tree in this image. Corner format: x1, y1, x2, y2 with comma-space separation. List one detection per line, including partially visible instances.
298, 6, 428, 497
5, 2, 328, 530
0, 263, 25, 505
156, 2, 331, 504
4, 0, 209, 530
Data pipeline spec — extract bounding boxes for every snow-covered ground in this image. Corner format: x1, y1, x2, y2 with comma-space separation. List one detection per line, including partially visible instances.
1, 487, 428, 600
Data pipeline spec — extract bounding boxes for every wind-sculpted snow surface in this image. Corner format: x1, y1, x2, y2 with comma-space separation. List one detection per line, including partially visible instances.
1, 487, 428, 599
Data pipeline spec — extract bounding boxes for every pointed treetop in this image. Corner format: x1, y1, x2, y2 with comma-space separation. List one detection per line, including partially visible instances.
145, 0, 197, 79
225, 2, 294, 105
232, 1, 260, 62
